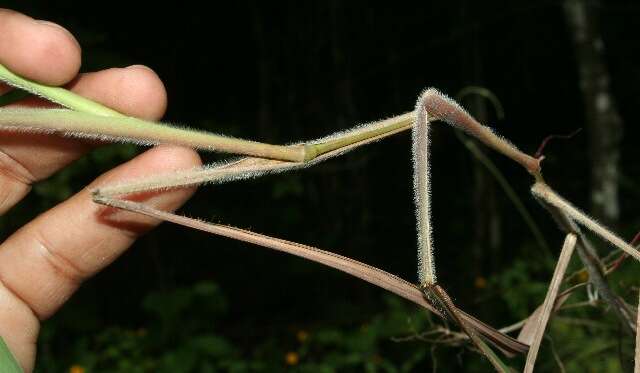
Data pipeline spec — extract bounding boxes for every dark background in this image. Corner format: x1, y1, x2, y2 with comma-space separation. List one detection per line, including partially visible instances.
1, 1, 639, 371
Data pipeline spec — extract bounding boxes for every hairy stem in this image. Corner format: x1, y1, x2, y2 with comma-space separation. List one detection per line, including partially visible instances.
532, 182, 640, 261
0, 108, 307, 162
0, 63, 413, 163
413, 88, 544, 285
421, 89, 541, 176
305, 112, 414, 159
413, 90, 436, 285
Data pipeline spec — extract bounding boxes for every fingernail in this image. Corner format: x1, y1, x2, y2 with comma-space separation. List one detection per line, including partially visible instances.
36, 20, 68, 32
127, 64, 155, 72
35, 20, 80, 48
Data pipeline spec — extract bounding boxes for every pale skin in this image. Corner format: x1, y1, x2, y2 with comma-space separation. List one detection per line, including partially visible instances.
0, 9, 201, 372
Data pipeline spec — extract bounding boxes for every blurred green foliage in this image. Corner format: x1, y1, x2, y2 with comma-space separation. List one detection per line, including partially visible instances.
33, 265, 638, 372
35, 281, 436, 372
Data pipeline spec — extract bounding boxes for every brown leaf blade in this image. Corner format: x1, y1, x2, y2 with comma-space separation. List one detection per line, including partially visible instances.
94, 194, 528, 358
524, 233, 577, 373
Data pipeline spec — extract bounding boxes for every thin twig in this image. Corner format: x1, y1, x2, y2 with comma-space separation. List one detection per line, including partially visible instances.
545, 335, 567, 373
534, 128, 582, 159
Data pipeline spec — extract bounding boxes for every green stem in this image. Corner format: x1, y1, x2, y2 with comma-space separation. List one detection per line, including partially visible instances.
0, 63, 409, 163
305, 112, 414, 160
0, 108, 307, 162
0, 63, 123, 117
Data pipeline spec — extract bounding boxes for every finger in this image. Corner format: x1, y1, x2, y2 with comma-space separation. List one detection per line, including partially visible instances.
0, 280, 38, 372
7, 65, 169, 179
0, 145, 201, 321
0, 8, 81, 86
12, 64, 168, 121
0, 65, 168, 214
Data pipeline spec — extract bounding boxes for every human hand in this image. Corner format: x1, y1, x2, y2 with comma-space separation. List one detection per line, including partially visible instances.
0, 9, 201, 372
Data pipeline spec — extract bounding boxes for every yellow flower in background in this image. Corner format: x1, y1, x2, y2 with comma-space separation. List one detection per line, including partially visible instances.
474, 276, 487, 289
296, 330, 309, 343
285, 351, 299, 366
371, 354, 383, 364
576, 270, 589, 283
136, 328, 147, 337
69, 365, 85, 373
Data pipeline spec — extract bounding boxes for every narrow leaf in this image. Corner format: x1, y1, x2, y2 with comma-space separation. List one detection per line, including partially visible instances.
524, 233, 577, 373
93, 193, 527, 355
518, 287, 572, 345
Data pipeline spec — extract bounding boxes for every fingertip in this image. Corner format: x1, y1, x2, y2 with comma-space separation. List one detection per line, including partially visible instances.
0, 65, 171, 187
68, 65, 168, 120
35, 20, 81, 51
91, 144, 202, 211
121, 65, 168, 120
89, 145, 202, 236
127, 144, 202, 175
0, 9, 81, 86
33, 21, 82, 85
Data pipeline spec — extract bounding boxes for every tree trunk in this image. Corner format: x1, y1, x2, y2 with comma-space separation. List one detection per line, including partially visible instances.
564, 0, 623, 227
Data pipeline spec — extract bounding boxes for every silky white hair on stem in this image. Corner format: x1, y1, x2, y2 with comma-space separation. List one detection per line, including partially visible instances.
411, 88, 526, 286
94, 159, 302, 197
95, 113, 415, 197
531, 182, 640, 262
413, 88, 437, 285
0, 108, 306, 162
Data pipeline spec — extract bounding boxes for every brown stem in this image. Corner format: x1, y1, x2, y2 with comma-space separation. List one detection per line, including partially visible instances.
532, 195, 636, 333
420, 89, 542, 175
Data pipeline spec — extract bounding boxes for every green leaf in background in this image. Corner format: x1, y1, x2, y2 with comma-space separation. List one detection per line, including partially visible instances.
0, 336, 23, 373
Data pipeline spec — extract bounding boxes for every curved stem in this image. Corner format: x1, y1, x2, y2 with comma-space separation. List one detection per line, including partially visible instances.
413, 88, 545, 286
